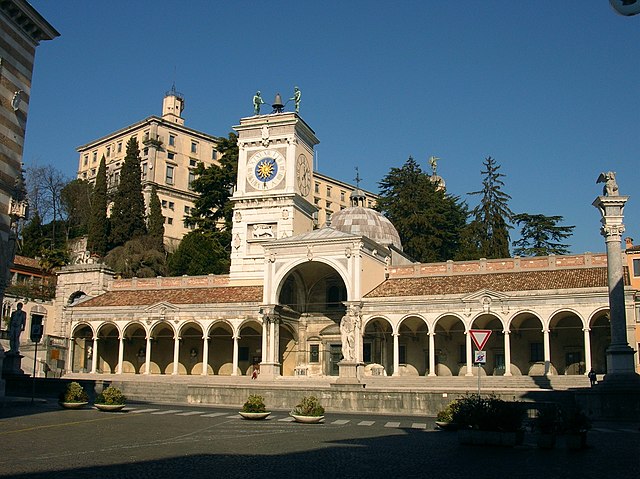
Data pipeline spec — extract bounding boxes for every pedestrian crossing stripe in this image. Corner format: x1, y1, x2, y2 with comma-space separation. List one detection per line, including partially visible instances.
151, 409, 183, 415
176, 411, 205, 416
129, 408, 160, 414
201, 412, 227, 418
384, 422, 401, 428
412, 423, 427, 429
358, 420, 375, 426
331, 419, 349, 425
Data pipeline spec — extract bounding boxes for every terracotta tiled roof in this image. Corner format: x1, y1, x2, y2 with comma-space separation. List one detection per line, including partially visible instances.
13, 255, 41, 268
78, 286, 263, 307
365, 268, 613, 298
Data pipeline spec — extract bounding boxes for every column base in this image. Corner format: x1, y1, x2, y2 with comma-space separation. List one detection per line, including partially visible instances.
575, 371, 640, 421
257, 362, 280, 380
2, 351, 26, 377
606, 344, 637, 375
335, 361, 364, 386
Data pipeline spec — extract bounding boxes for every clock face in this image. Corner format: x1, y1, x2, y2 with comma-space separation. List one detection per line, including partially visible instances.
247, 150, 286, 190
296, 154, 311, 196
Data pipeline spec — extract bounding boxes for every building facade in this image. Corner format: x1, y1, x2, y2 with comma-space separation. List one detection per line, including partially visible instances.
0, 0, 58, 308
76, 93, 378, 250
53, 109, 638, 382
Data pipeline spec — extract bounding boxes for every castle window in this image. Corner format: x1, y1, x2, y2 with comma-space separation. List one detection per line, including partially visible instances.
117, 142, 122, 153
633, 258, 640, 277
165, 165, 174, 185
309, 344, 319, 363
169, 134, 176, 147
191, 141, 198, 154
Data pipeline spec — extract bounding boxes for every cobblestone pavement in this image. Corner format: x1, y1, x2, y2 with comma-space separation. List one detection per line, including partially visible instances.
0, 402, 638, 479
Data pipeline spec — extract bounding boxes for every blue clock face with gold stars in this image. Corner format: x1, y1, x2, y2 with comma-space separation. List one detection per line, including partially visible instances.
247, 149, 286, 190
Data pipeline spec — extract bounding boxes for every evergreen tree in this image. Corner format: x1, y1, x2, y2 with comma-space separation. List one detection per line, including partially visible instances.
87, 156, 109, 256
466, 157, 514, 259
377, 156, 468, 262
61, 179, 93, 240
104, 236, 167, 278
110, 138, 147, 247
186, 132, 238, 232
19, 211, 45, 257
512, 213, 575, 257
147, 185, 165, 252
168, 230, 230, 275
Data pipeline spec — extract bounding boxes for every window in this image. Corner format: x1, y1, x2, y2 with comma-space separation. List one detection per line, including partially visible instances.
530, 342, 544, 362
326, 201, 332, 209
167, 152, 175, 161
633, 258, 640, 277
314, 183, 320, 193
314, 197, 320, 205
165, 165, 174, 185
184, 206, 191, 214
92, 151, 97, 162
326, 186, 332, 197
309, 344, 319, 363
117, 142, 122, 153
106, 146, 111, 158
212, 149, 217, 160
168, 201, 174, 210
144, 131, 149, 141
161, 200, 167, 208
143, 148, 148, 157
83, 154, 88, 166
363, 343, 372, 363
113, 171, 120, 186
326, 211, 333, 221
340, 191, 346, 202
191, 141, 198, 153
166, 217, 173, 225
169, 134, 176, 147
141, 162, 148, 180
82, 172, 87, 179
189, 159, 197, 167
188, 170, 196, 190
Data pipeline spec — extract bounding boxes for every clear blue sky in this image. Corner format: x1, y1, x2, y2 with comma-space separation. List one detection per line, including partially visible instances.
23, 1, 639, 255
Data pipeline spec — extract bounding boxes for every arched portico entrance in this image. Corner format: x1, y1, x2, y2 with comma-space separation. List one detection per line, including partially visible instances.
509, 312, 545, 376
69, 323, 94, 373
397, 316, 429, 376
467, 315, 505, 377
589, 310, 611, 374
96, 323, 119, 373
363, 317, 393, 376
549, 311, 586, 375
433, 315, 466, 376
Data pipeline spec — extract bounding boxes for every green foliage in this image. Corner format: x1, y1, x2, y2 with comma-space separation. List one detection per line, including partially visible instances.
450, 394, 525, 432
147, 185, 165, 252
168, 230, 230, 275
512, 213, 575, 257
38, 247, 69, 272
95, 386, 126, 405
104, 236, 167, 278
59, 381, 89, 403
19, 212, 46, 257
110, 138, 147, 248
466, 157, 514, 259
5, 281, 56, 301
60, 179, 93, 239
291, 396, 325, 417
241, 394, 267, 413
436, 399, 461, 423
87, 156, 109, 256
186, 132, 238, 233
377, 156, 468, 262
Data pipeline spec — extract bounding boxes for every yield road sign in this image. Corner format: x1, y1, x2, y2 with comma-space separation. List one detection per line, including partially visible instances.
469, 329, 492, 350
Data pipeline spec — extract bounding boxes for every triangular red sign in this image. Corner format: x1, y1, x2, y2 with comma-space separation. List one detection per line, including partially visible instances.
469, 329, 492, 350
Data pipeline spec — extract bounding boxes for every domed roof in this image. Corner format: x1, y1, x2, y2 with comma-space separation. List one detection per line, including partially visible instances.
331, 206, 402, 251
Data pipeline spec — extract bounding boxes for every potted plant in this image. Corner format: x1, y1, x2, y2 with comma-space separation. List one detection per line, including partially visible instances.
561, 407, 591, 450
59, 381, 89, 409
239, 394, 271, 420
290, 395, 325, 423
534, 405, 560, 449
94, 386, 127, 412
451, 394, 525, 446
436, 399, 460, 430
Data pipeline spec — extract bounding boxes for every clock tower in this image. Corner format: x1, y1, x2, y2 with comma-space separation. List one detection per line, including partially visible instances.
230, 111, 318, 281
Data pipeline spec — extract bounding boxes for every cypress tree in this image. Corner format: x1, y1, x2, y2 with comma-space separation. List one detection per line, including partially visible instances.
87, 156, 109, 256
110, 138, 147, 247
147, 185, 165, 252
467, 156, 514, 259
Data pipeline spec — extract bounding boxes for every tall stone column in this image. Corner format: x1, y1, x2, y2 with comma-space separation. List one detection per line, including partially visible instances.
90, 337, 98, 374
503, 331, 512, 376
117, 336, 124, 374
428, 332, 436, 377
592, 175, 636, 377
201, 335, 209, 376
172, 335, 180, 375
258, 306, 281, 379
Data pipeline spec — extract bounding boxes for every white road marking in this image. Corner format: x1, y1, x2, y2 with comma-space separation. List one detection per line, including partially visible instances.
151, 409, 183, 415
384, 422, 401, 428
358, 421, 375, 426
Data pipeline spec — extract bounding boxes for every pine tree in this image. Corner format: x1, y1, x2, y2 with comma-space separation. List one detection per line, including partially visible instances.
147, 185, 165, 252
87, 156, 109, 256
377, 156, 468, 262
467, 157, 514, 259
110, 138, 147, 247
512, 213, 575, 257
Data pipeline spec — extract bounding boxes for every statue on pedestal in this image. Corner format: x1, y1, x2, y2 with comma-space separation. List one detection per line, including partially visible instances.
597, 171, 619, 196
9, 303, 26, 353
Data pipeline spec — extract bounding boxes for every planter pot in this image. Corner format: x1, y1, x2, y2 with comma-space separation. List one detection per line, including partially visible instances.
537, 433, 556, 449
239, 411, 271, 420
95, 404, 126, 412
290, 414, 324, 424
60, 402, 88, 409
565, 432, 587, 450
435, 421, 458, 431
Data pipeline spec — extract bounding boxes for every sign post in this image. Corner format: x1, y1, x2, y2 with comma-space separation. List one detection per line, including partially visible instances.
30, 317, 44, 405
469, 330, 492, 395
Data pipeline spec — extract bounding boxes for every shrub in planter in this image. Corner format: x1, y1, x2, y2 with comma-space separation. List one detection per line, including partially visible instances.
291, 396, 325, 417
436, 399, 461, 430
241, 394, 267, 413
95, 386, 126, 406
59, 381, 89, 404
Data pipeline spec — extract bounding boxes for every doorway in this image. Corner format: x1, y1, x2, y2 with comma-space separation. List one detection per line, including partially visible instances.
328, 344, 342, 376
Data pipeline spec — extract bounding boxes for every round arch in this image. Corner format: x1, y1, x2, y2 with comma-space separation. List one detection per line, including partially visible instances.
397, 314, 429, 376
70, 322, 94, 373
362, 316, 394, 376
432, 314, 467, 376
549, 309, 587, 375
508, 311, 546, 376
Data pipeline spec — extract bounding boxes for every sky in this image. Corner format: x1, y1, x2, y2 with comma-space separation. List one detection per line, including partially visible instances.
22, 1, 639, 256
